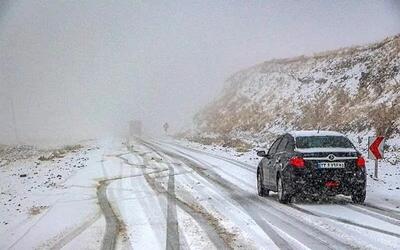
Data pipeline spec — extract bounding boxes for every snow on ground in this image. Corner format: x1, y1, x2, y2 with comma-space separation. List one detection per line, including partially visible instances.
0, 141, 105, 249
0, 145, 89, 228
1, 136, 400, 249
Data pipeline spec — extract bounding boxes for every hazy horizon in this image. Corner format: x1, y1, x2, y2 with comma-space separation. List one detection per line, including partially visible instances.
1, 0, 399, 145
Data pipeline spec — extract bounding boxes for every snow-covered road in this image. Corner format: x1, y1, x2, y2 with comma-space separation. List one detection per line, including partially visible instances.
1, 137, 400, 249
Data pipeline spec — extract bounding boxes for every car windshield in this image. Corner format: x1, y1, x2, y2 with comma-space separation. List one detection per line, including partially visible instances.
295, 136, 354, 148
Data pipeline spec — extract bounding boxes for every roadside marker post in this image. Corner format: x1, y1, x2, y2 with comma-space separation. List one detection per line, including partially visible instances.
368, 136, 385, 179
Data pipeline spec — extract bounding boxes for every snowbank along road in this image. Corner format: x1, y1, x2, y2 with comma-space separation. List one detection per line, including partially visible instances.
1, 137, 400, 249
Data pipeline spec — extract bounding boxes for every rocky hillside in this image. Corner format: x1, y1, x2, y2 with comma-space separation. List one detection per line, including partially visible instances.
191, 34, 400, 148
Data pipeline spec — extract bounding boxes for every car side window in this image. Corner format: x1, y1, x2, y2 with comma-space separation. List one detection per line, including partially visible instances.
286, 137, 294, 152
268, 137, 281, 156
285, 136, 295, 152
277, 136, 288, 153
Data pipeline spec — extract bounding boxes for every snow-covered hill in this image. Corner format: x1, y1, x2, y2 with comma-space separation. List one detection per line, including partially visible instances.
192, 34, 400, 149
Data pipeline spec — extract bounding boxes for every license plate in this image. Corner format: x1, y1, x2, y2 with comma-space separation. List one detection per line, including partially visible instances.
318, 162, 345, 169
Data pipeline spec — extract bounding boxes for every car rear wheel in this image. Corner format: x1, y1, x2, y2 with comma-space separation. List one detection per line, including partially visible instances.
351, 189, 366, 204
277, 176, 291, 204
257, 168, 269, 197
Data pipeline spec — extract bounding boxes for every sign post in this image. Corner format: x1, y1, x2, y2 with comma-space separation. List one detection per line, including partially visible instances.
368, 136, 385, 178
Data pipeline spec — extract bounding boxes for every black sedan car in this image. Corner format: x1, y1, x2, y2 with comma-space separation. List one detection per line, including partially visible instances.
256, 131, 366, 204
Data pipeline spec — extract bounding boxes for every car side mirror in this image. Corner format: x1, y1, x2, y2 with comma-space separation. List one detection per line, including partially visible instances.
257, 150, 267, 157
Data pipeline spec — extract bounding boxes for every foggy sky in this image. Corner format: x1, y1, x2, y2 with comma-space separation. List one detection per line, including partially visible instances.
1, 1, 399, 145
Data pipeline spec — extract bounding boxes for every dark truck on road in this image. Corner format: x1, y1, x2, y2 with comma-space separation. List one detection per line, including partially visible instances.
257, 131, 366, 204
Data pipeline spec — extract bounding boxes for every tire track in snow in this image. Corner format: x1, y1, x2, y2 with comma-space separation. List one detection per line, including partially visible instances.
7, 199, 61, 249
333, 196, 400, 220
97, 180, 119, 250
289, 205, 400, 238
143, 171, 229, 249
114, 152, 170, 248
157, 140, 256, 173
165, 164, 180, 250
136, 143, 181, 250
362, 203, 400, 219
345, 205, 400, 227
97, 152, 164, 250
120, 149, 170, 248
145, 141, 296, 249
138, 140, 231, 249
150, 140, 355, 250
50, 212, 102, 250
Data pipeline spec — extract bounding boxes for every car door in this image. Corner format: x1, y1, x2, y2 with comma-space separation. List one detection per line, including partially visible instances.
262, 137, 281, 188
271, 136, 288, 185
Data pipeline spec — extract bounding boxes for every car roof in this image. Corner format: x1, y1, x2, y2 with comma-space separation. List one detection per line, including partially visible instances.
288, 130, 345, 138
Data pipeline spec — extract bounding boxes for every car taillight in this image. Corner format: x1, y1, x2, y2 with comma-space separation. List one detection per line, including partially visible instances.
289, 156, 305, 168
356, 155, 365, 168
325, 181, 340, 188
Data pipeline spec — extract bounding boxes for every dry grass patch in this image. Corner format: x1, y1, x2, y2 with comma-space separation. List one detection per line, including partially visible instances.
29, 205, 48, 216
189, 136, 252, 152
38, 144, 83, 161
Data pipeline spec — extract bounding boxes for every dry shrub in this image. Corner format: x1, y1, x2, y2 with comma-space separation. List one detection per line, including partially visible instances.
368, 99, 400, 137
38, 144, 83, 161
189, 135, 252, 152
29, 205, 48, 215
62, 144, 83, 152
291, 82, 400, 138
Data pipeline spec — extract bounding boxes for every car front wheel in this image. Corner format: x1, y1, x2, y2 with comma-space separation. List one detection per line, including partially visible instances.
257, 168, 269, 197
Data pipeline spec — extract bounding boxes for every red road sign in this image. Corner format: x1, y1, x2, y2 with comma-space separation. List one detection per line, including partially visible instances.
368, 136, 385, 160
